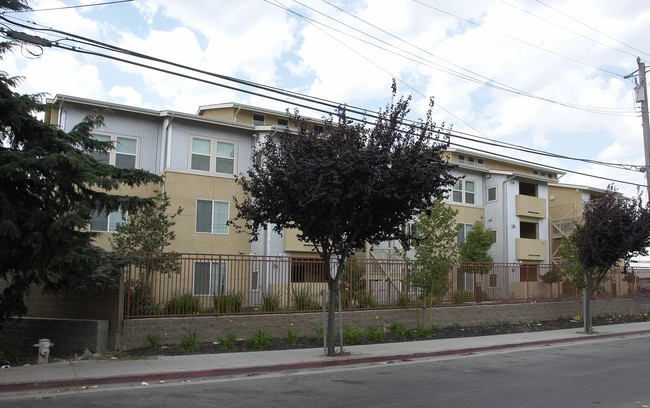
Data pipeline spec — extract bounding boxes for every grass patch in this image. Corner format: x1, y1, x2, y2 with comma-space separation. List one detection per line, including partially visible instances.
166, 292, 203, 315
249, 329, 274, 349
366, 326, 385, 342
218, 332, 238, 350
343, 325, 364, 344
145, 334, 159, 349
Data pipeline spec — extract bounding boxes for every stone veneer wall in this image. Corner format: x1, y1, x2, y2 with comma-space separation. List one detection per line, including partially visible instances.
120, 298, 650, 350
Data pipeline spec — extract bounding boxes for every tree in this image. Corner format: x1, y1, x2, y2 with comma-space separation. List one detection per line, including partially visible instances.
110, 192, 182, 256
560, 186, 650, 333
0, 0, 161, 322
397, 198, 458, 323
110, 192, 182, 316
234, 89, 457, 356
459, 221, 494, 263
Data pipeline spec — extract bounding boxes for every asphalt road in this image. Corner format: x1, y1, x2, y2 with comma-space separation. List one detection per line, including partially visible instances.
2, 335, 649, 408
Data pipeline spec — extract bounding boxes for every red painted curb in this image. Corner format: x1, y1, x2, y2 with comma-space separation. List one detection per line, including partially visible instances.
2, 329, 649, 393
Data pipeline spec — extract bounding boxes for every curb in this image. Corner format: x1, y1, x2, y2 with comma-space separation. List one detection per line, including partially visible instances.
2, 329, 649, 393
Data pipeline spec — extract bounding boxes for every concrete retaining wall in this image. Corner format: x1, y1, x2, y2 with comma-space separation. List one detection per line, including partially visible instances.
120, 298, 650, 350
0, 317, 109, 356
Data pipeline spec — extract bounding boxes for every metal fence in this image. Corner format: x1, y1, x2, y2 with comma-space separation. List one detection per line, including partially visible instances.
123, 253, 650, 318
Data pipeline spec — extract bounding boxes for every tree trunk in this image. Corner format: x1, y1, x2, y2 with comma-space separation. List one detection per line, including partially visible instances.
583, 280, 593, 333
327, 278, 338, 356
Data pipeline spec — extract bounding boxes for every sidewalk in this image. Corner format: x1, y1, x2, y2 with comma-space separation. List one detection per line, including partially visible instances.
1, 322, 649, 394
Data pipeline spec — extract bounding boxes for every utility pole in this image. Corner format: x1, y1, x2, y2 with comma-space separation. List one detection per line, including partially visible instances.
635, 57, 650, 201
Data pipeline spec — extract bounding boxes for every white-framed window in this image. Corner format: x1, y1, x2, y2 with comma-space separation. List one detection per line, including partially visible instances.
196, 199, 229, 234
458, 154, 465, 164
457, 223, 474, 246
487, 186, 498, 203
89, 208, 126, 232
277, 118, 288, 127
453, 180, 475, 204
193, 261, 227, 296
253, 113, 265, 126
90, 134, 138, 169
491, 229, 498, 245
190, 137, 236, 175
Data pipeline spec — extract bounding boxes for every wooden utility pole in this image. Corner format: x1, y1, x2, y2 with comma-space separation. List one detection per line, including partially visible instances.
635, 57, 650, 200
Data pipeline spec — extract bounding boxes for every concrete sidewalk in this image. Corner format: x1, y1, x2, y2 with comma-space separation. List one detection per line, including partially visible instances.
1, 322, 649, 394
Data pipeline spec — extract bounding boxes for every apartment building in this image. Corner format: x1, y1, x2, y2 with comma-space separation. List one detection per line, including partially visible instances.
45, 95, 601, 304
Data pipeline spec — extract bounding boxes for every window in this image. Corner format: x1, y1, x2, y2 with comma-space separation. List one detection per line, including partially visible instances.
190, 137, 236, 175
196, 200, 229, 234
314, 125, 323, 133
457, 223, 474, 246
477, 158, 484, 167
291, 258, 326, 282
453, 180, 475, 204
89, 209, 126, 232
520, 221, 537, 239
91, 134, 138, 169
191, 138, 211, 171
467, 156, 475, 166
215, 141, 235, 174
193, 261, 227, 295
491, 229, 498, 245
519, 181, 537, 197
487, 186, 497, 202
253, 114, 265, 126
277, 118, 288, 127
458, 154, 465, 164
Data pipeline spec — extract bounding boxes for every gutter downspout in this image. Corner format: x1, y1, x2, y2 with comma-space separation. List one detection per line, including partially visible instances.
164, 113, 175, 176
503, 172, 517, 263
57, 96, 65, 129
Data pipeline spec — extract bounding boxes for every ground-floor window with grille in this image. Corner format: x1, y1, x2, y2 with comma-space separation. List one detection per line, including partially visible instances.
193, 261, 228, 295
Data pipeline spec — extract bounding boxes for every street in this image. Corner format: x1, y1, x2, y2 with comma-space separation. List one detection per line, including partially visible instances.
2, 335, 649, 408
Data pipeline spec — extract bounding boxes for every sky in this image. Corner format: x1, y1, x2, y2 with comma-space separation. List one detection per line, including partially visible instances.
2, 0, 650, 200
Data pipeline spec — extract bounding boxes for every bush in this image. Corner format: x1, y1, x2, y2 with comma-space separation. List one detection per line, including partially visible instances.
356, 291, 377, 309
178, 331, 199, 352
392, 292, 410, 307
292, 288, 320, 311
343, 325, 364, 344
213, 291, 243, 314
126, 278, 157, 316
166, 292, 203, 314
249, 329, 274, 349
218, 332, 238, 350
417, 326, 438, 337
452, 290, 475, 305
315, 327, 324, 342
366, 326, 385, 342
145, 334, 159, 349
388, 321, 412, 339
287, 328, 298, 347
260, 293, 281, 312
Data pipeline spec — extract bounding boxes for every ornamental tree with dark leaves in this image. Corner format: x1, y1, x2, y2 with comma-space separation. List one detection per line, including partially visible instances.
563, 185, 650, 333
0, 0, 161, 322
234, 89, 457, 356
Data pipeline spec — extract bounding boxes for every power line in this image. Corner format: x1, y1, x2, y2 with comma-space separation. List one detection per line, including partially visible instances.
281, 0, 635, 116
4, 0, 134, 14
534, 0, 650, 60
0, 17, 645, 189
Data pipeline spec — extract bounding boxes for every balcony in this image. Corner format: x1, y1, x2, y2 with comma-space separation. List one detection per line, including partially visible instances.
516, 238, 547, 261
516, 195, 547, 219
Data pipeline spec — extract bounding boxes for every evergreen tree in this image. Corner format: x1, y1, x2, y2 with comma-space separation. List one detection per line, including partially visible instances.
0, 0, 161, 321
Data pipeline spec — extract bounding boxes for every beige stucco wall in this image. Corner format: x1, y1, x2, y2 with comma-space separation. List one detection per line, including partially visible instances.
452, 204, 485, 225
162, 170, 250, 255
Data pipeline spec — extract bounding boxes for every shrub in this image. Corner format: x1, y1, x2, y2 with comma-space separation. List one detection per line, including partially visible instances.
392, 292, 410, 307
315, 327, 324, 342
366, 326, 385, 342
343, 325, 364, 344
356, 291, 377, 309
145, 334, 159, 349
417, 326, 437, 337
218, 332, 238, 350
250, 329, 274, 349
213, 291, 244, 314
388, 322, 406, 334
452, 290, 474, 305
292, 288, 319, 311
260, 293, 281, 312
287, 328, 298, 347
178, 331, 199, 352
126, 277, 157, 316
166, 292, 203, 314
